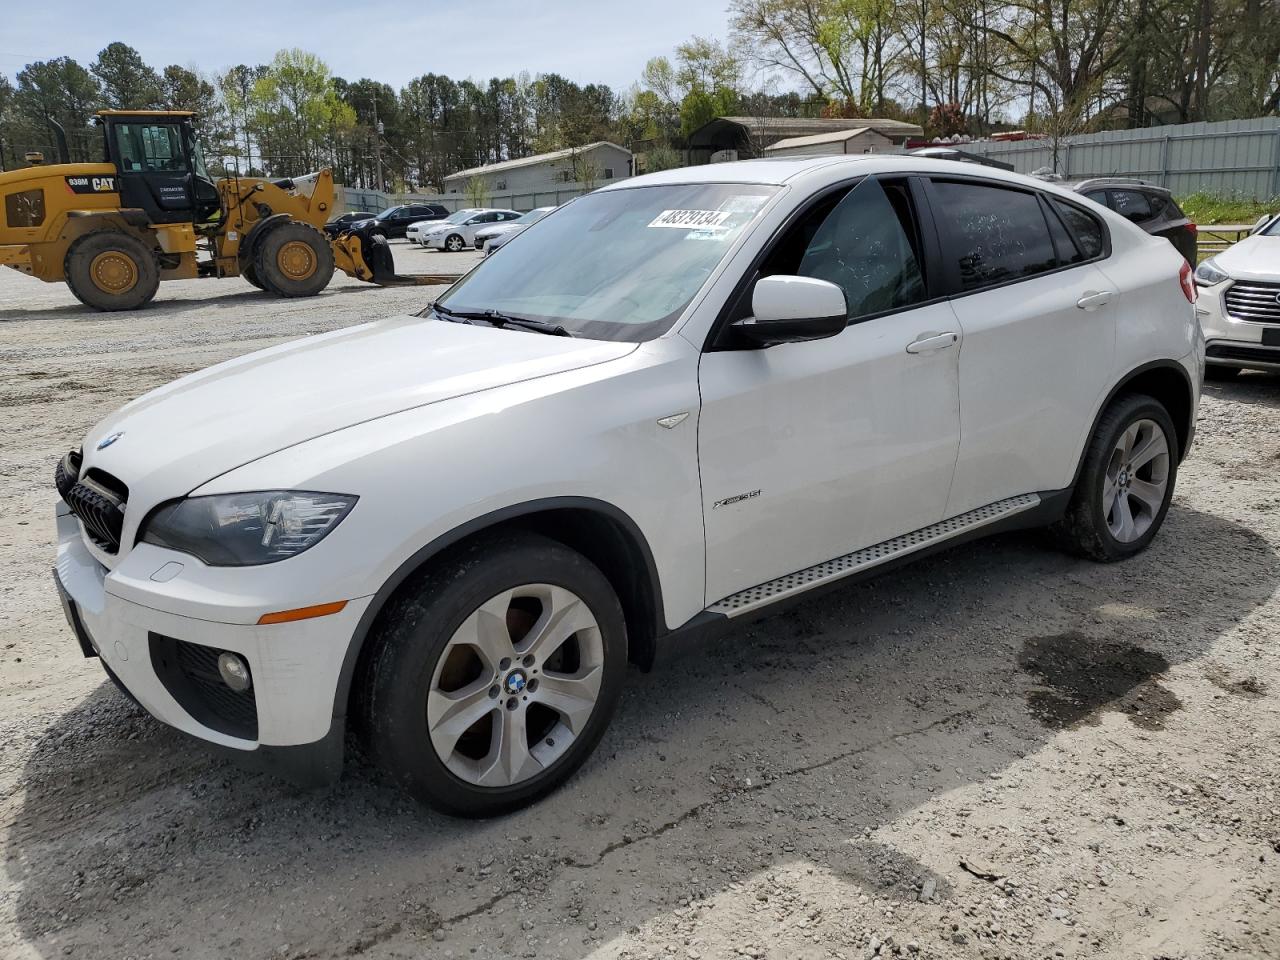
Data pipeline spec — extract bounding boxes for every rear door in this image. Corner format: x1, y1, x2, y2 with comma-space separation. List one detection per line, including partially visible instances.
926, 178, 1118, 516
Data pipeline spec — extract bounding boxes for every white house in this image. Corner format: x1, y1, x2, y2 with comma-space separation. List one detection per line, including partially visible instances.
763, 127, 897, 158
443, 142, 633, 196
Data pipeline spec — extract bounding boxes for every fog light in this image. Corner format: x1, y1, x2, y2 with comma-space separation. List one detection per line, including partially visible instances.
217, 652, 252, 692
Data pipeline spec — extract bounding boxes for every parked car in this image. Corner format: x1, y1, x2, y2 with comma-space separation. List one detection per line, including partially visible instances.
53, 156, 1201, 816
906, 146, 1014, 171
1065, 178, 1198, 265
407, 209, 482, 246
323, 212, 372, 238
351, 203, 450, 240
1193, 210, 1280, 379
476, 206, 557, 253
420, 209, 522, 251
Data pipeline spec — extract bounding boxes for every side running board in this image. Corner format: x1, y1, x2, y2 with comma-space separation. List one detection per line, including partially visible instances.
707, 493, 1042, 618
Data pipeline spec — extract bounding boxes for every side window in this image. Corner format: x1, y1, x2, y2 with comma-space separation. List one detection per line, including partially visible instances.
1084, 190, 1109, 207
4, 188, 45, 228
758, 177, 927, 321
1051, 199, 1105, 260
1043, 202, 1083, 264
115, 123, 189, 173
1111, 189, 1153, 224
931, 180, 1058, 291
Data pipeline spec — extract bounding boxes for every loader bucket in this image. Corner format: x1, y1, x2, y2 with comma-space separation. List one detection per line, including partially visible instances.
331, 233, 459, 288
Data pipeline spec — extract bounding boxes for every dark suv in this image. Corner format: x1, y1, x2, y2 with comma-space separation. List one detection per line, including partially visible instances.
1067, 179, 1197, 264
352, 204, 450, 240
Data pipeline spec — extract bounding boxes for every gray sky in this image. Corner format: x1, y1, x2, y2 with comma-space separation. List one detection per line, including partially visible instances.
1, 0, 732, 91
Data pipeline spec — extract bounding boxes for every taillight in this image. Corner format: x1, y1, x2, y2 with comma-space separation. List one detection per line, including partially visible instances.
1179, 261, 1197, 303
1185, 222, 1197, 234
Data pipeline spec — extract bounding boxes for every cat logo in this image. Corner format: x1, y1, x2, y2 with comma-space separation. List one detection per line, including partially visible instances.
64, 176, 117, 195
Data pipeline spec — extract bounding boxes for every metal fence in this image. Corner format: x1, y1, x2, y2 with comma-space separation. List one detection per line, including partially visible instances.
955, 118, 1280, 199
336, 182, 613, 214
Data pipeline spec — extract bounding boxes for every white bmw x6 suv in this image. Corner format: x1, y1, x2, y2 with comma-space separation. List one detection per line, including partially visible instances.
53, 157, 1203, 815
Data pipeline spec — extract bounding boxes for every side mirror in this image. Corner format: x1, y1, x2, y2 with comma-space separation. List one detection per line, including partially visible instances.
733, 275, 848, 345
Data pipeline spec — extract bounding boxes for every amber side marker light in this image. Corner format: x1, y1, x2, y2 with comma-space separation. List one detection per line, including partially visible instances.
258, 600, 348, 625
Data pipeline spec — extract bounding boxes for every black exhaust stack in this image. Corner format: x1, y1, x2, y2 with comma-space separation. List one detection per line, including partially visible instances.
47, 118, 70, 164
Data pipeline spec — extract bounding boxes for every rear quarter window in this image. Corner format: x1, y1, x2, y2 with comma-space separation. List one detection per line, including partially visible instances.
1051, 199, 1106, 260
1111, 189, 1154, 224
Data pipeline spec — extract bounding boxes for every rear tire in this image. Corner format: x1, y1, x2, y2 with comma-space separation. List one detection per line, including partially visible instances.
254, 221, 334, 297
360, 532, 627, 817
1051, 394, 1178, 562
64, 231, 160, 312
1204, 365, 1240, 382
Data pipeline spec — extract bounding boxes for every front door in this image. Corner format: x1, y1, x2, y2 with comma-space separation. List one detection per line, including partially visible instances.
698, 176, 962, 605
108, 119, 194, 224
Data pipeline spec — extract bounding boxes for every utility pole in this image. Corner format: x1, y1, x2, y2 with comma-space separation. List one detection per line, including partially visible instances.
371, 93, 384, 192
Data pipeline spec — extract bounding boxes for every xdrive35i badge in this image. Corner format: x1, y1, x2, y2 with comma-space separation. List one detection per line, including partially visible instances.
96, 432, 124, 450
713, 489, 761, 509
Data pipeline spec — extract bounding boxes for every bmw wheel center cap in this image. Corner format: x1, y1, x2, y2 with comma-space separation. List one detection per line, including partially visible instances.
504, 670, 528, 695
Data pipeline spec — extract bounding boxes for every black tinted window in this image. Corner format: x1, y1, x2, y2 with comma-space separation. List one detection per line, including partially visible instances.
932, 181, 1058, 290
1052, 199, 1105, 260
1044, 203, 1083, 264
764, 178, 927, 321
1111, 190, 1153, 223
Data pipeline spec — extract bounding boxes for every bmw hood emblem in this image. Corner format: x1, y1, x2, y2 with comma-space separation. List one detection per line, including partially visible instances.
96, 432, 124, 451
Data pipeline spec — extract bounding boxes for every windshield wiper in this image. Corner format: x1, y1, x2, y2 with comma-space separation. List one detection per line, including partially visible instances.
431, 303, 573, 337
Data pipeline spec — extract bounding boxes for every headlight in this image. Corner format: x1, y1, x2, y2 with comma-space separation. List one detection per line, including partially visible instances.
1195, 257, 1229, 286
141, 491, 357, 566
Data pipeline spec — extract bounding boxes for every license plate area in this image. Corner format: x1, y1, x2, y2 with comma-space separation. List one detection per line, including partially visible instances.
1261, 328, 1280, 347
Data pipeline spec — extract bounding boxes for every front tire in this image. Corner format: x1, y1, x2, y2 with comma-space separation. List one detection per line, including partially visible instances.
445, 233, 465, 252
1052, 394, 1178, 562
254, 221, 334, 297
361, 533, 627, 816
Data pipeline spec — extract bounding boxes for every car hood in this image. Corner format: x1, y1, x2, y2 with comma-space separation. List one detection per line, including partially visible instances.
81, 317, 636, 500
1217, 233, 1280, 281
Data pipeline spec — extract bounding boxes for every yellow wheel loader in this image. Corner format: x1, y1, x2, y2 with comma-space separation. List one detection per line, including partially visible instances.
0, 110, 455, 311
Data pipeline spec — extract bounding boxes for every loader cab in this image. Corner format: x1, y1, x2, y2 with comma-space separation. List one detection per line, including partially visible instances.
98, 111, 221, 224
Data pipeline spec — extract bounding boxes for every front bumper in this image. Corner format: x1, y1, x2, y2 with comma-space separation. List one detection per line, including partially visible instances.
1197, 281, 1280, 371
54, 503, 367, 783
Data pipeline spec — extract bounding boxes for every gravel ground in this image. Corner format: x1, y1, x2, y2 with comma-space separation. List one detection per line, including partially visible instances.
1, 247, 1278, 960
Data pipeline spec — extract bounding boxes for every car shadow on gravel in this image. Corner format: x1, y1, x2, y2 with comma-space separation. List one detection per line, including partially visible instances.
1204, 370, 1280, 408
6, 503, 1274, 959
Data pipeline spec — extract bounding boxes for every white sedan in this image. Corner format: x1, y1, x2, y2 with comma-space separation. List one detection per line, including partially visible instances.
406, 209, 482, 246
1195, 212, 1280, 378
420, 209, 522, 251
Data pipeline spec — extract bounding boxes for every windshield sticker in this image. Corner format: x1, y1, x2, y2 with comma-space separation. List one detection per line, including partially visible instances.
648, 209, 734, 230
718, 195, 769, 215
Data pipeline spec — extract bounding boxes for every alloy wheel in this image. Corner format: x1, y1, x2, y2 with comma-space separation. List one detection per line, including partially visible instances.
427, 584, 604, 787
1102, 418, 1170, 542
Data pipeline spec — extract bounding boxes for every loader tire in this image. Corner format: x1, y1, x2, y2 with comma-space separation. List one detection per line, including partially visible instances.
254, 221, 334, 298
64, 231, 160, 312
242, 263, 266, 290
362, 234, 396, 283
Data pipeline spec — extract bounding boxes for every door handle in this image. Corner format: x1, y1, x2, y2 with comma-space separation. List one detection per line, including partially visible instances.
1076, 290, 1115, 311
905, 332, 959, 354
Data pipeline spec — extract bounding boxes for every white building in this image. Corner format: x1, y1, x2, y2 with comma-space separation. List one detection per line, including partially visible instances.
764, 127, 897, 158
443, 142, 633, 197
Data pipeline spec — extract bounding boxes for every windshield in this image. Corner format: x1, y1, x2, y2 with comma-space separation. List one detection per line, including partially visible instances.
1263, 215, 1280, 237
435, 183, 778, 342
374, 206, 401, 221
515, 208, 552, 224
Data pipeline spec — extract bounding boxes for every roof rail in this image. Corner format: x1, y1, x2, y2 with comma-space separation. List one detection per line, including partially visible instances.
1072, 176, 1156, 191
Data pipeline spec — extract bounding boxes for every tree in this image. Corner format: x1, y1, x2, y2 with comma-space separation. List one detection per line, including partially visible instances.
92, 42, 162, 110
464, 173, 487, 207
12, 58, 101, 162
248, 49, 355, 177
